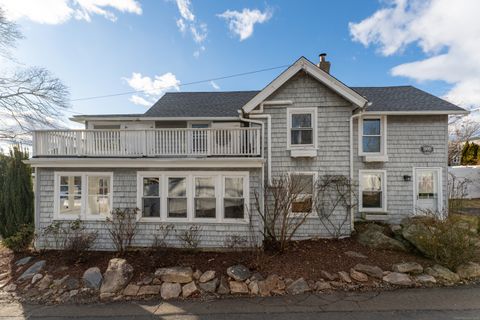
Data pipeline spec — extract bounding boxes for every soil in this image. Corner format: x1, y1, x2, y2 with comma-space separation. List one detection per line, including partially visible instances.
1, 235, 433, 284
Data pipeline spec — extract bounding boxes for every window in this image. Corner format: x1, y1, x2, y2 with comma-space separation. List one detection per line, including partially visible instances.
290, 173, 314, 213
224, 177, 245, 219
55, 172, 112, 220
287, 108, 317, 148
194, 177, 216, 218
167, 177, 187, 218
359, 116, 386, 155
359, 170, 386, 212
142, 177, 160, 217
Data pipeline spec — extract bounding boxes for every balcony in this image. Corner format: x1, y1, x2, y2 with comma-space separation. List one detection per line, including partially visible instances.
32, 128, 262, 158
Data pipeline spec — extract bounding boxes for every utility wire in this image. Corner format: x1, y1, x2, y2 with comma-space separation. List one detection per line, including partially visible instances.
70, 64, 289, 102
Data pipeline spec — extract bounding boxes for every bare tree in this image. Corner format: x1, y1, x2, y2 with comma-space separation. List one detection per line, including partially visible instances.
448, 119, 480, 165
0, 8, 70, 143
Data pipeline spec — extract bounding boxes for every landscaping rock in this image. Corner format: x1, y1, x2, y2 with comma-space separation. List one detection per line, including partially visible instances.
315, 281, 332, 291
199, 278, 218, 293
358, 228, 407, 251
350, 269, 368, 282
425, 265, 460, 283
100, 258, 134, 294
338, 271, 352, 283
155, 267, 193, 284
199, 270, 216, 283
152, 278, 162, 285
36, 274, 52, 291
123, 284, 140, 296
286, 278, 310, 295
415, 274, 437, 284
320, 270, 338, 281
161, 282, 181, 299
382, 272, 413, 286
0, 272, 9, 281
353, 264, 383, 279
229, 281, 249, 294
17, 260, 46, 281
265, 274, 285, 292
250, 272, 264, 282
15, 256, 33, 267
193, 269, 202, 280
64, 277, 80, 290
31, 273, 43, 285
141, 275, 153, 285
248, 280, 259, 295
182, 281, 198, 298
4, 283, 16, 292
257, 280, 270, 296
138, 285, 161, 295
217, 276, 230, 295
52, 275, 69, 288
344, 251, 367, 259
82, 267, 103, 290
456, 262, 480, 279
226, 265, 251, 281
392, 262, 424, 274
401, 222, 430, 254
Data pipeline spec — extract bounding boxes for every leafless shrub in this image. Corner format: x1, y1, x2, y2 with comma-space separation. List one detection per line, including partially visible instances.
314, 175, 357, 238
448, 172, 471, 213
64, 219, 97, 255
106, 208, 138, 255
42, 221, 67, 250
224, 234, 249, 249
254, 174, 312, 252
152, 224, 175, 249
177, 225, 202, 249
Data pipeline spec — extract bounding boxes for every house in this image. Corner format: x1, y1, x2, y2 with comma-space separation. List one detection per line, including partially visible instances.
27, 55, 468, 250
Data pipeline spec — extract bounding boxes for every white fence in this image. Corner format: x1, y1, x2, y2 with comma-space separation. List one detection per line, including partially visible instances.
448, 166, 480, 199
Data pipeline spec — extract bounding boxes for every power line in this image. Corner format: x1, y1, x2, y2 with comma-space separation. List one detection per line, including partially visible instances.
70, 64, 289, 102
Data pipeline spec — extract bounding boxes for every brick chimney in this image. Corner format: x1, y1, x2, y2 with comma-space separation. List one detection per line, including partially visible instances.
318, 53, 331, 73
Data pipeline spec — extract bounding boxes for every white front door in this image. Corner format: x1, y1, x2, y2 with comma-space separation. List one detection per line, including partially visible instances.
414, 168, 441, 213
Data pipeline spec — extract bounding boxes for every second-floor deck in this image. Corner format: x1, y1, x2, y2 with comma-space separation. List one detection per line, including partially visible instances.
32, 127, 262, 158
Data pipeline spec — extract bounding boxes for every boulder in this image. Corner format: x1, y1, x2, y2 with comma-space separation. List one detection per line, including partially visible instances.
100, 258, 134, 294
199, 278, 219, 293
226, 265, 251, 282
141, 275, 153, 285
425, 265, 460, 283
64, 277, 80, 290
217, 276, 230, 295
199, 270, 216, 283
182, 281, 198, 298
392, 262, 424, 274
250, 272, 265, 282
338, 271, 352, 283
138, 285, 161, 295
82, 267, 103, 290
17, 260, 46, 281
401, 223, 431, 254
123, 284, 140, 296
193, 269, 202, 280
353, 264, 383, 279
248, 280, 259, 295
415, 274, 437, 284
31, 273, 43, 285
286, 278, 310, 295
161, 282, 181, 300
315, 281, 332, 291
456, 262, 480, 279
265, 274, 285, 293
344, 251, 367, 259
4, 283, 16, 292
257, 280, 270, 296
358, 228, 407, 252
36, 274, 53, 291
350, 269, 368, 282
15, 256, 33, 267
52, 275, 69, 288
155, 267, 193, 284
382, 272, 413, 286
229, 281, 249, 294
320, 270, 338, 281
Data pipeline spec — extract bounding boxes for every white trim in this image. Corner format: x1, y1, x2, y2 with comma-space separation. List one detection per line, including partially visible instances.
53, 171, 113, 221
250, 100, 293, 114
358, 169, 387, 213
71, 116, 240, 123
412, 167, 443, 214
25, 158, 264, 168
187, 121, 211, 128
136, 171, 249, 224
242, 57, 368, 114
358, 115, 387, 157
363, 110, 468, 115
287, 107, 318, 150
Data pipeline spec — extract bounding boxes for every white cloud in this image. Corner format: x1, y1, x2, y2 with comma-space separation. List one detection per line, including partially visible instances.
193, 45, 205, 58
123, 72, 180, 106
349, 0, 480, 108
210, 81, 220, 90
175, 0, 194, 22
173, 0, 207, 56
217, 8, 272, 41
0, 0, 142, 24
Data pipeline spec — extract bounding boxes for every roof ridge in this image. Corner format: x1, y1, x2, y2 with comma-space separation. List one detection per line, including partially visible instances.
164, 90, 260, 94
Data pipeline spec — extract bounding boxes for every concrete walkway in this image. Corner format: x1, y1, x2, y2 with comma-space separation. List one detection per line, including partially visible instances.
2, 285, 480, 319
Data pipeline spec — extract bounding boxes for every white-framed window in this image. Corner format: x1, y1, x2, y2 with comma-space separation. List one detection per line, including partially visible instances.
289, 172, 315, 214
359, 170, 387, 212
54, 172, 113, 220
136, 171, 249, 223
287, 108, 317, 149
359, 116, 387, 155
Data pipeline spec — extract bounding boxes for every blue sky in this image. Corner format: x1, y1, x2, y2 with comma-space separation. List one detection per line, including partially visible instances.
2, 0, 477, 127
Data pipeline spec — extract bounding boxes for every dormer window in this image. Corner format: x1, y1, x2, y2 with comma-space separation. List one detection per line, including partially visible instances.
359, 116, 387, 162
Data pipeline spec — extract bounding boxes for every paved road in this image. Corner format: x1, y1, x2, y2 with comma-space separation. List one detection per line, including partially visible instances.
2, 285, 480, 319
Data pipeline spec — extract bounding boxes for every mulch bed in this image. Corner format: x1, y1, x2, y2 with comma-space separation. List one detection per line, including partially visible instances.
1, 236, 433, 284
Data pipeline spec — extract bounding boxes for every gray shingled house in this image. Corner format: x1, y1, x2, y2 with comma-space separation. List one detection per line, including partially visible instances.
28, 55, 468, 250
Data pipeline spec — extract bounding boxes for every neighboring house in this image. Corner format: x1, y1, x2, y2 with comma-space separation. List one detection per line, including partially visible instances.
27, 55, 468, 250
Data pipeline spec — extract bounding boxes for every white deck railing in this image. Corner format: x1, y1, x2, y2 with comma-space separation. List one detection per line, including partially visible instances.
32, 128, 262, 158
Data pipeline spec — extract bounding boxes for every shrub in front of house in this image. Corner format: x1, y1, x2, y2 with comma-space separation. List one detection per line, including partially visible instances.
2, 224, 34, 252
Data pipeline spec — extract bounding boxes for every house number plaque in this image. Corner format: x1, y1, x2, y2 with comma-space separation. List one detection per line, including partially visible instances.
420, 145, 434, 154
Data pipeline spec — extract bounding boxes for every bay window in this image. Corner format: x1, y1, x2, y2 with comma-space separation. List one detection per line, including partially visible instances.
359, 170, 387, 212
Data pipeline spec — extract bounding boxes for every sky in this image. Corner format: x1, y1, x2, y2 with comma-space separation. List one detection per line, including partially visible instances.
1, 0, 479, 128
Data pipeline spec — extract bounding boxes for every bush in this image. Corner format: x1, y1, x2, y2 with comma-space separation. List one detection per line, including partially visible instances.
3, 224, 34, 252
177, 225, 202, 249
106, 208, 138, 255
406, 214, 477, 270
63, 219, 97, 254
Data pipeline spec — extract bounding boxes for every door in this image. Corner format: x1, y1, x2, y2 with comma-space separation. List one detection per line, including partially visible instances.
414, 168, 441, 213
